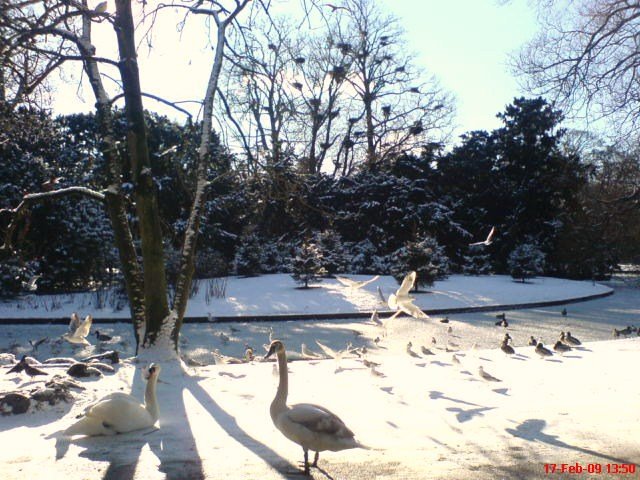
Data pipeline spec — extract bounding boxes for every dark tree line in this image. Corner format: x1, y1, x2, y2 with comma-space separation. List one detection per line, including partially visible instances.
1, 96, 633, 299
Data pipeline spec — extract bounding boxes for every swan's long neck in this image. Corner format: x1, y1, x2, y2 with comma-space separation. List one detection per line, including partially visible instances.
144, 375, 160, 422
270, 350, 288, 421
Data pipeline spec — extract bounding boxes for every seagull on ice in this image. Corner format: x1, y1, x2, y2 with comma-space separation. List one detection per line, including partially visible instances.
469, 226, 496, 247
63, 314, 93, 345
406, 342, 421, 358
335, 275, 379, 289
421, 346, 435, 356
387, 271, 428, 320
478, 365, 501, 382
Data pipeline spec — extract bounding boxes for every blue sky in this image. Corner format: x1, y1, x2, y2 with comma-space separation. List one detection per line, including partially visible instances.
52, 0, 540, 141
379, 0, 539, 138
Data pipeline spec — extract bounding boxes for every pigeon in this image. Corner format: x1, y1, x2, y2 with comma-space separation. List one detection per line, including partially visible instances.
500, 339, 515, 356
335, 275, 380, 289
6, 355, 47, 377
535, 342, 553, 358
95, 330, 112, 342
553, 341, 572, 354
21, 274, 41, 292
478, 365, 501, 382
63, 314, 93, 345
420, 346, 435, 355
564, 331, 581, 346
528, 336, 537, 346
406, 342, 421, 358
469, 226, 496, 246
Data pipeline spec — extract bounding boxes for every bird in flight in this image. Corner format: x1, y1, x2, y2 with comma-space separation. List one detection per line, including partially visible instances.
387, 271, 428, 320
325, 3, 348, 12
335, 275, 380, 289
21, 274, 41, 292
469, 226, 496, 247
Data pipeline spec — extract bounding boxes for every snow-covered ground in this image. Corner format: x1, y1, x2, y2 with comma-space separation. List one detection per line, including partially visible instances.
0, 274, 611, 320
1, 275, 639, 479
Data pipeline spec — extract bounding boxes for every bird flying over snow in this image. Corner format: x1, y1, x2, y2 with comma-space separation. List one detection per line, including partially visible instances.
21, 274, 41, 292
387, 271, 428, 320
469, 226, 496, 247
63, 314, 93, 345
335, 275, 380, 289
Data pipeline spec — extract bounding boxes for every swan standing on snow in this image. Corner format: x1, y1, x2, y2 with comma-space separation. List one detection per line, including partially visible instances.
264, 340, 366, 475
387, 271, 428, 319
64, 364, 161, 436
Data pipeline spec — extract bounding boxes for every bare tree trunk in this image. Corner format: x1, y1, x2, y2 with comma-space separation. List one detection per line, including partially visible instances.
114, 0, 169, 346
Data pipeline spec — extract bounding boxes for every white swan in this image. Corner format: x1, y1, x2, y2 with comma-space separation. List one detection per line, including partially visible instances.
64, 364, 161, 436
63, 314, 93, 345
265, 340, 366, 474
387, 271, 428, 319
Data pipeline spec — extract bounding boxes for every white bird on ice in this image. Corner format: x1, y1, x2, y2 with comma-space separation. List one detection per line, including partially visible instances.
335, 275, 380, 289
478, 365, 501, 382
469, 226, 496, 247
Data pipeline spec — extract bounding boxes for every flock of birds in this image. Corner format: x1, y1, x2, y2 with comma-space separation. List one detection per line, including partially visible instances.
3, 262, 638, 476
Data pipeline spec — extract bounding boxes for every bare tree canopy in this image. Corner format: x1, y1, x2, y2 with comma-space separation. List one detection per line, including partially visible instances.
511, 0, 640, 137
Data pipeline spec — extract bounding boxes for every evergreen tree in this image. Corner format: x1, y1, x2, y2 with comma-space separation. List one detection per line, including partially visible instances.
390, 236, 449, 291
234, 233, 263, 276
462, 246, 493, 276
291, 240, 327, 288
508, 243, 546, 283
314, 229, 349, 276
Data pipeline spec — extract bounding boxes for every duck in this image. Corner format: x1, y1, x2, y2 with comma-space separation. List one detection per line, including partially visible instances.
264, 340, 366, 475
95, 330, 112, 342
500, 339, 515, 356
64, 364, 161, 436
528, 336, 537, 346
553, 341, 572, 354
564, 331, 581, 346
6, 355, 48, 377
535, 342, 553, 358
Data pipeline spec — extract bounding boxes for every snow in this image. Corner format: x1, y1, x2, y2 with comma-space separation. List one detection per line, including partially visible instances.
1, 275, 639, 479
0, 274, 612, 320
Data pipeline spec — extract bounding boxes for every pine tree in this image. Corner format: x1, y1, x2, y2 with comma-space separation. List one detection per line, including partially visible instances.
390, 236, 449, 291
234, 233, 263, 277
508, 243, 545, 283
314, 230, 349, 276
291, 240, 327, 288
462, 246, 493, 276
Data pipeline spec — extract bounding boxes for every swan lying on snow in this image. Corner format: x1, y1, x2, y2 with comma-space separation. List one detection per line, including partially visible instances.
265, 340, 367, 474
64, 364, 161, 437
